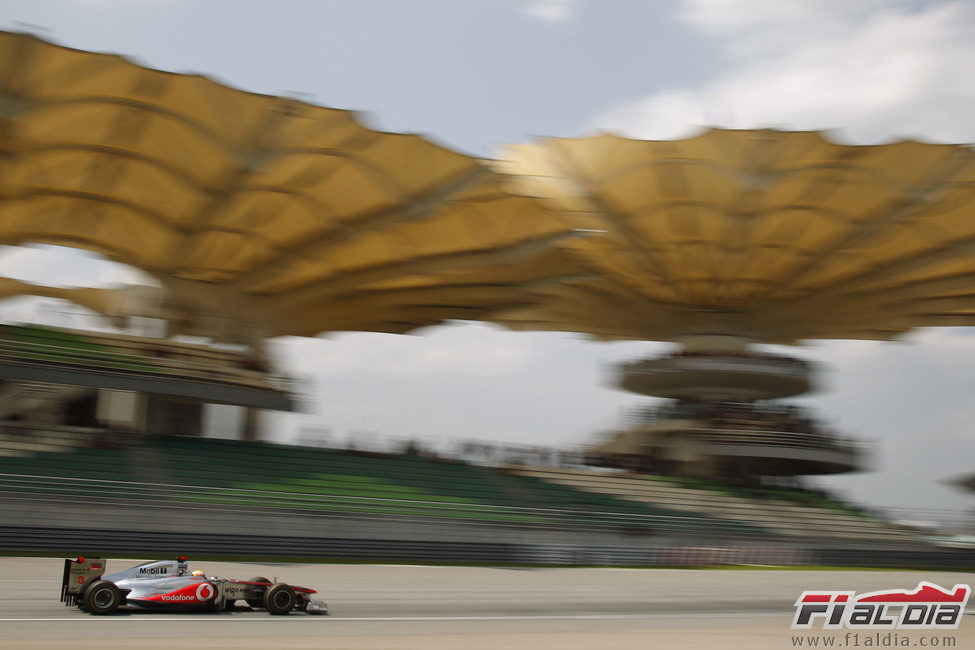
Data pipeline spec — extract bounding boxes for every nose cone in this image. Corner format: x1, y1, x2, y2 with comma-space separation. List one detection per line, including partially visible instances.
305, 600, 329, 615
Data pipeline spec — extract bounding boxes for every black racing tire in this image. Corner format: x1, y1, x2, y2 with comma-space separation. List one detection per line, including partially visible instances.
263, 583, 296, 615
82, 580, 121, 615
76, 580, 95, 611
245, 576, 271, 609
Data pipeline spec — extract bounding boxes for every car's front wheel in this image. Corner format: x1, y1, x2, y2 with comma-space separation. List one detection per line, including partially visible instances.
263, 583, 295, 615
82, 581, 121, 615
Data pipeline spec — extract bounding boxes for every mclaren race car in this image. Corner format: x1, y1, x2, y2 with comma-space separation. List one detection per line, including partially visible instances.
60, 556, 328, 615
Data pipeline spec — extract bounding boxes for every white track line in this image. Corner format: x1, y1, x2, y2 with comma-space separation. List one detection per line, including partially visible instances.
0, 612, 784, 623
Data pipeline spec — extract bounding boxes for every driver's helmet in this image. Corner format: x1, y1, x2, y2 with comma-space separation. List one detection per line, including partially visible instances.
191, 570, 206, 579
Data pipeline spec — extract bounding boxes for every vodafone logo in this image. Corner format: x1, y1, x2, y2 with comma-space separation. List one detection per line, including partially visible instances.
195, 583, 215, 601
150, 581, 219, 604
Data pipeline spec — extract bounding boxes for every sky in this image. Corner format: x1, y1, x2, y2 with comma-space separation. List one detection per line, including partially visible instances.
2, 0, 975, 519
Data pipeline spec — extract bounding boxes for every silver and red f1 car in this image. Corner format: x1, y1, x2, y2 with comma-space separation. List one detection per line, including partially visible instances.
61, 556, 328, 615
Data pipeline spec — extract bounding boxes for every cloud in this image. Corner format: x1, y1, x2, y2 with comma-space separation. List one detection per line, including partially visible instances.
519, 0, 580, 24
275, 323, 533, 380
588, 0, 975, 143
266, 322, 658, 450
785, 329, 975, 513
0, 244, 152, 288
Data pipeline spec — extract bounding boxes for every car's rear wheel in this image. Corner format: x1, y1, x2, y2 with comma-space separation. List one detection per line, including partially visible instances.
76, 580, 95, 611
82, 580, 121, 615
264, 583, 295, 615
245, 576, 271, 609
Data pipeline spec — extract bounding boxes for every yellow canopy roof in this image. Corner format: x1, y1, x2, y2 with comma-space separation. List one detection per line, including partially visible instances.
494, 129, 975, 343
6, 31, 975, 346
0, 31, 581, 343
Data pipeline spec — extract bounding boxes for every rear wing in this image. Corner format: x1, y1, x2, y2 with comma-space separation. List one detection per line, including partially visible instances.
60, 557, 106, 605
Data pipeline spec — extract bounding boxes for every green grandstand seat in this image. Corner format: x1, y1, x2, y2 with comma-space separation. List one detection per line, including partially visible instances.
142, 436, 761, 532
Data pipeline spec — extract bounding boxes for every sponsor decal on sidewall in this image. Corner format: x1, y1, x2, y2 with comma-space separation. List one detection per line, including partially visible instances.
195, 583, 215, 601
139, 567, 169, 576
155, 582, 216, 603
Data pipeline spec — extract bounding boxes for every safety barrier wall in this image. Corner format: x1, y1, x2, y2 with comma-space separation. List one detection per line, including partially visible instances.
815, 547, 975, 569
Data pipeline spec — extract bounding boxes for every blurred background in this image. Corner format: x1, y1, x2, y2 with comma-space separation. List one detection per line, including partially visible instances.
0, 0, 973, 570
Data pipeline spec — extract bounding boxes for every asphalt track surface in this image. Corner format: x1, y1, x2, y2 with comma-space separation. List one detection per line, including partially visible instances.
0, 558, 971, 649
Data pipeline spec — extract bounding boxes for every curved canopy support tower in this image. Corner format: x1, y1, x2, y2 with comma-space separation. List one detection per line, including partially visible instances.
493, 130, 975, 480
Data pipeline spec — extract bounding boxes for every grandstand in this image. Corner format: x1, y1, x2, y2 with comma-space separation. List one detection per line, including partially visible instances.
0, 324, 287, 395
0, 323, 292, 439
0, 428, 757, 532
0, 424, 923, 547
508, 466, 916, 543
